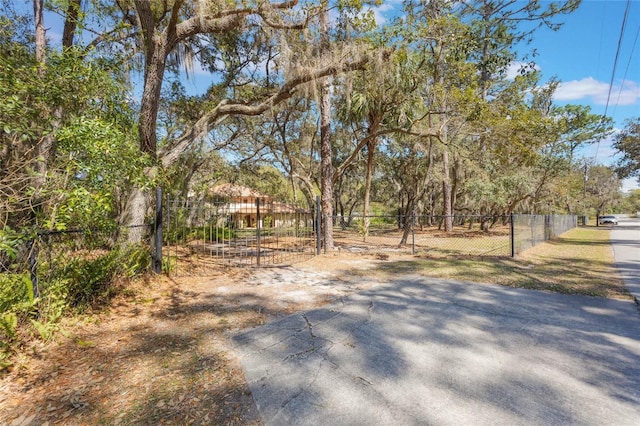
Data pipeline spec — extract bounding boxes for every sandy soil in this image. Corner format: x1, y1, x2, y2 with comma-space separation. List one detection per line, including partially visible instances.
0, 253, 386, 425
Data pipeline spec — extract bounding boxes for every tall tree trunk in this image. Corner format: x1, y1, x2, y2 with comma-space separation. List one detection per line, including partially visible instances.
399, 194, 415, 245
33, 0, 48, 186
62, 0, 81, 48
120, 185, 152, 244
442, 146, 453, 231
31, 0, 60, 229
118, 59, 166, 242
118, 2, 168, 243
437, 38, 453, 231
138, 55, 166, 159
437, 84, 453, 231
319, 3, 334, 251
33, 0, 46, 63
362, 138, 376, 241
451, 156, 459, 214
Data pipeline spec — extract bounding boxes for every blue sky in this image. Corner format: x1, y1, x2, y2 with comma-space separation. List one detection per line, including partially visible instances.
528, 0, 639, 191
370, 0, 640, 191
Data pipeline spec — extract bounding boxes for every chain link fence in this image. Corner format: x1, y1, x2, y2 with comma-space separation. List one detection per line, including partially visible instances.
511, 214, 578, 255
1, 208, 578, 287
330, 214, 578, 257
331, 215, 512, 256
0, 226, 151, 312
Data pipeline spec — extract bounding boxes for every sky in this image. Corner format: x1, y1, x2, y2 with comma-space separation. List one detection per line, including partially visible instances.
525, 0, 640, 192
371, 0, 640, 191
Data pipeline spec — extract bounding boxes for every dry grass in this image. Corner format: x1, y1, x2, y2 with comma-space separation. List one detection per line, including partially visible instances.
373, 226, 632, 300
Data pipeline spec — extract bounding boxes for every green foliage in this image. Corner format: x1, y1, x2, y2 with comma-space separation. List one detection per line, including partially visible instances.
187, 226, 235, 243
30, 318, 56, 342
0, 312, 17, 340
613, 117, 640, 180
263, 216, 273, 228
0, 19, 143, 231
0, 272, 33, 313
48, 245, 150, 309
0, 273, 34, 369
0, 243, 150, 369
238, 165, 296, 202
0, 228, 30, 261
368, 215, 396, 226
0, 311, 18, 369
584, 165, 622, 215
622, 189, 640, 214
49, 116, 150, 230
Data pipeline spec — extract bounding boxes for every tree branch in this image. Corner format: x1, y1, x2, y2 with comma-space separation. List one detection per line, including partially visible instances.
160, 54, 371, 168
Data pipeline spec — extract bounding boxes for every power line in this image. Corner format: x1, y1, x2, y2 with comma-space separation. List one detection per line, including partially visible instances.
595, 0, 632, 162
603, 0, 631, 119
612, 20, 639, 118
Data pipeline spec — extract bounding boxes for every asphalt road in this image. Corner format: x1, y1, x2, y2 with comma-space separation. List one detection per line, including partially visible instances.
233, 226, 640, 425
611, 216, 640, 302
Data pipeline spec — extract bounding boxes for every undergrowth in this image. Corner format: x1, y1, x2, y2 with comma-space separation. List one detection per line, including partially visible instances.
0, 244, 150, 371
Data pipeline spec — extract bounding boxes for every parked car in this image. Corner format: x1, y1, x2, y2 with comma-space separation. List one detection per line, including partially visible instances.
598, 215, 618, 225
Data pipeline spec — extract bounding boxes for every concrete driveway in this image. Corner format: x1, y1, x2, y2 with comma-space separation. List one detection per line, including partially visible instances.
233, 272, 640, 425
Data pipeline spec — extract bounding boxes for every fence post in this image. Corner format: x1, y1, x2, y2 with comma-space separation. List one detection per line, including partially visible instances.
256, 197, 261, 267
315, 196, 321, 255
411, 212, 416, 255
510, 213, 515, 258
544, 214, 551, 240
28, 238, 40, 298
153, 187, 163, 274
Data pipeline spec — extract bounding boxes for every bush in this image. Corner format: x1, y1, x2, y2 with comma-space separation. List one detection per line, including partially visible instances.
0, 242, 150, 370
165, 223, 235, 244
48, 244, 150, 309
0, 273, 36, 369
0, 272, 33, 313
187, 226, 235, 242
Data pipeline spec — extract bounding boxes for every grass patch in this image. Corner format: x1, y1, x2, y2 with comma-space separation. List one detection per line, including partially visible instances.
377, 226, 632, 300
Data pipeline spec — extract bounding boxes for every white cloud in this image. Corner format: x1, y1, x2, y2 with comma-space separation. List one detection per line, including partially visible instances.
554, 77, 640, 106
610, 80, 640, 105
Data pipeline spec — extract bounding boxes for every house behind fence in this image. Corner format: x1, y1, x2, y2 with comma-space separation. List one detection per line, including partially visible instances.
161, 182, 579, 274
163, 184, 316, 274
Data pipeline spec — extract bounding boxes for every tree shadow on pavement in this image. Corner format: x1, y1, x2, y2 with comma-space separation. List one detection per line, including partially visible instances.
234, 276, 640, 425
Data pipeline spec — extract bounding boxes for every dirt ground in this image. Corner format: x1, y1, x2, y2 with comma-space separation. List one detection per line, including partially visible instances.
0, 253, 387, 426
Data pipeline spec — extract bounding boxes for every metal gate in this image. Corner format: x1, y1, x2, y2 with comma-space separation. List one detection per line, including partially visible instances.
161, 193, 316, 275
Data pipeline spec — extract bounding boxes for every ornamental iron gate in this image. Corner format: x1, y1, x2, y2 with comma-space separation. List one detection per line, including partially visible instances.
160, 191, 316, 275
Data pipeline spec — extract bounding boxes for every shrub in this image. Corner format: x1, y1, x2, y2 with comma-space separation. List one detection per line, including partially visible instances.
186, 225, 235, 242
0, 272, 33, 313
0, 242, 150, 370
48, 244, 150, 309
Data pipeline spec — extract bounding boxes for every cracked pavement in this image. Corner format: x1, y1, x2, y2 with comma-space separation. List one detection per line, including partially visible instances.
233, 274, 640, 425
